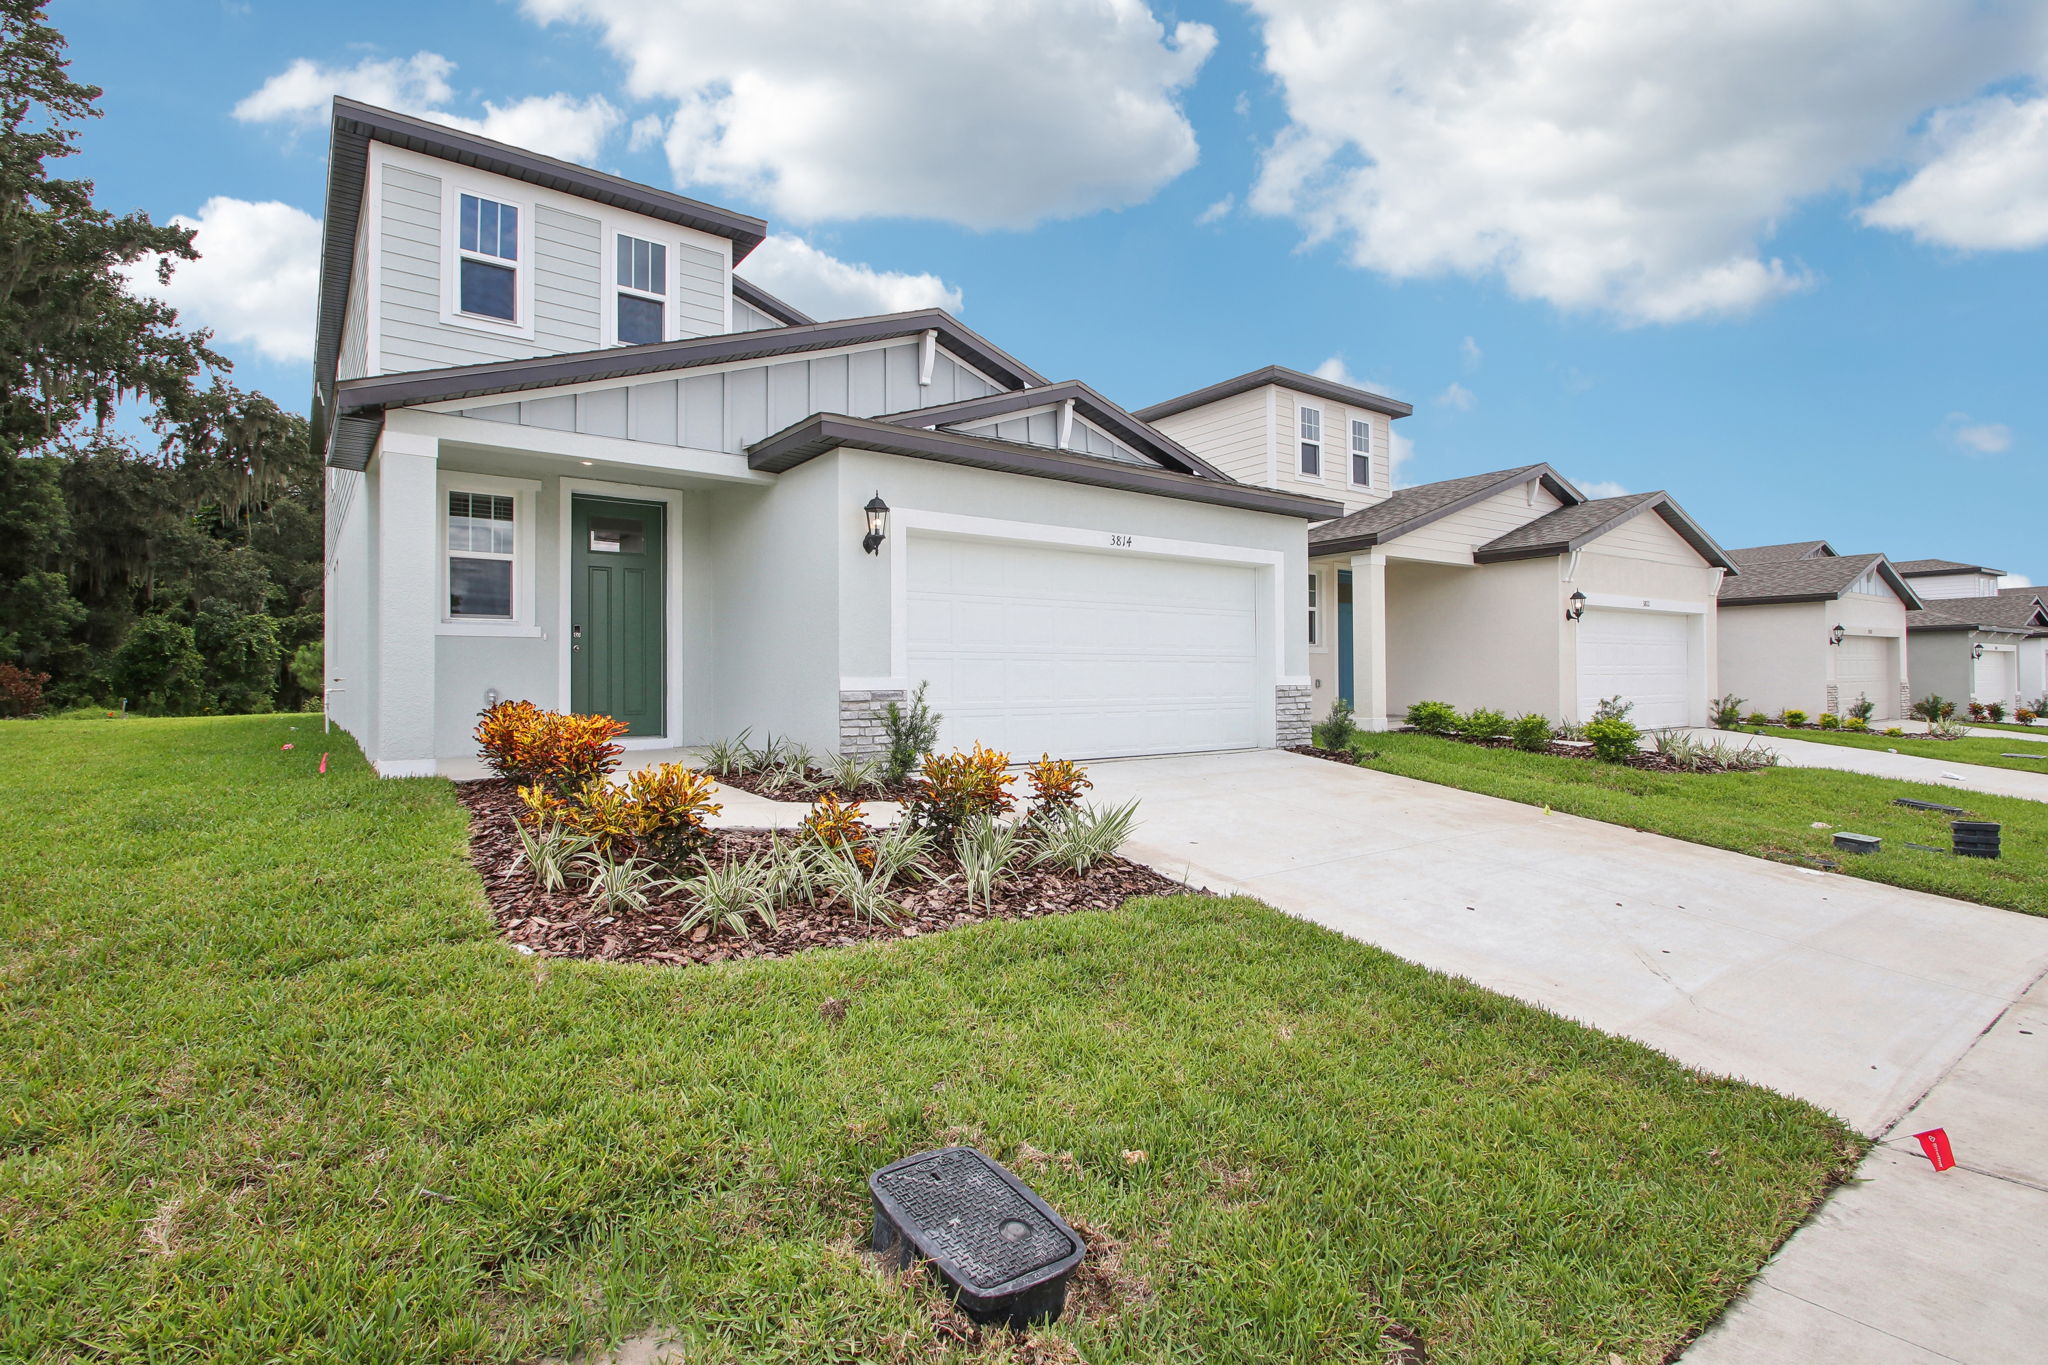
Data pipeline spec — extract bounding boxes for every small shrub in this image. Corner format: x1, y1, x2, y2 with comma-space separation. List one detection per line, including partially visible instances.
476, 701, 628, 793
622, 763, 723, 863
881, 682, 942, 784
1743, 711, 1772, 726
2019, 708, 2040, 725
1986, 701, 2008, 724
1025, 755, 1092, 823
1405, 700, 1459, 735
1848, 693, 1876, 723
1710, 693, 1745, 730
1312, 697, 1358, 751
1816, 712, 1840, 730
1883, 726, 1905, 737
1780, 709, 1809, 727
1967, 701, 1987, 721
904, 742, 1016, 837
1507, 713, 1553, 751
1456, 707, 1510, 740
801, 792, 874, 867
953, 813, 1028, 909
1590, 695, 1635, 724
1583, 715, 1641, 763
1843, 716, 1870, 732
0, 662, 49, 717
1911, 694, 1956, 722
1032, 800, 1141, 875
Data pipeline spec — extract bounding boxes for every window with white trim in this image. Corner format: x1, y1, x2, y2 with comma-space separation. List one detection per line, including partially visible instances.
457, 193, 519, 322
1298, 404, 1323, 477
615, 233, 668, 345
1307, 571, 1321, 645
447, 491, 516, 618
1350, 418, 1372, 486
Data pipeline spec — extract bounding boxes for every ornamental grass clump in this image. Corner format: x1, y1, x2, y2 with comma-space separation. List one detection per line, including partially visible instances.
1032, 800, 1141, 875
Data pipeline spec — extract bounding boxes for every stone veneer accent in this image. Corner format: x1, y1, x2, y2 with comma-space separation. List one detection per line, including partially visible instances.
1276, 683, 1313, 747
1825, 682, 1841, 716
839, 688, 907, 758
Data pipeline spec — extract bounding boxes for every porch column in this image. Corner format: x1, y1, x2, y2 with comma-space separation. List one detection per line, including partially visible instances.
372, 429, 440, 776
1348, 550, 1390, 731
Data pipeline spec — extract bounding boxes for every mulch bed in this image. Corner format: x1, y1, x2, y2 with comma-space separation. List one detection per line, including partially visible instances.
709, 768, 921, 803
1286, 744, 1361, 766
455, 779, 1199, 967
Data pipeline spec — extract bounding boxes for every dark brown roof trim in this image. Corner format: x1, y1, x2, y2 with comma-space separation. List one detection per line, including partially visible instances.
748, 414, 1342, 520
1476, 492, 1738, 571
1894, 558, 2007, 577
1133, 364, 1413, 423
1311, 465, 1582, 556
332, 309, 1045, 418
879, 379, 1229, 480
731, 275, 815, 327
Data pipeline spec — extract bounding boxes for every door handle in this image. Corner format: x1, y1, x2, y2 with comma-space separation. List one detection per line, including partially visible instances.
572, 623, 582, 653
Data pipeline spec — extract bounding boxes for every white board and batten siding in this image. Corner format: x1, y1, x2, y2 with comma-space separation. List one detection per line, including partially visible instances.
1389, 480, 1566, 565
451, 342, 1001, 455
907, 535, 1265, 760
366, 143, 731, 377
947, 411, 1151, 466
732, 298, 787, 332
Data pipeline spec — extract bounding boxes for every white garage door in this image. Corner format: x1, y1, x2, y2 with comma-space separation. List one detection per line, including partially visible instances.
1974, 649, 2017, 707
906, 535, 1264, 760
1576, 609, 1693, 729
1837, 636, 1896, 719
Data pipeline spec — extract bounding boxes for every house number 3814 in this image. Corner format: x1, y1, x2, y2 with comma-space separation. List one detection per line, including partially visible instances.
1108, 533, 1135, 548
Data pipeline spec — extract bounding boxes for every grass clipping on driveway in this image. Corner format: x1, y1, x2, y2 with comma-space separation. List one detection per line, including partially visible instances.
0, 716, 1859, 1365
1352, 731, 2048, 916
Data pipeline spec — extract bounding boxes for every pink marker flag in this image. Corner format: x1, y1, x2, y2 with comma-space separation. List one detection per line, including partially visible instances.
319, 752, 329, 775
1913, 1128, 1955, 1172
281, 743, 294, 751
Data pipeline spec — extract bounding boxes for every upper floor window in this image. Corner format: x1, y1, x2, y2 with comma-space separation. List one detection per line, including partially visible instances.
457, 194, 519, 322
447, 491, 515, 618
616, 233, 668, 346
1307, 571, 1321, 645
1350, 419, 1372, 486
1298, 404, 1323, 477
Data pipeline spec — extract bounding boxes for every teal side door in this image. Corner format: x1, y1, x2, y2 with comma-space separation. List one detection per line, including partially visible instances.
1337, 569, 1354, 706
570, 495, 664, 736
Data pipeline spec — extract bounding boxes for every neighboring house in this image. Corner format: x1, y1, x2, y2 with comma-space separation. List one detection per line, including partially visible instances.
317, 100, 1338, 776
1715, 540, 1921, 721
1892, 560, 2046, 712
1137, 375, 1738, 731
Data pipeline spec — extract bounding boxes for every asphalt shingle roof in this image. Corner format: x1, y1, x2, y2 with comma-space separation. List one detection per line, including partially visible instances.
1308, 464, 1557, 549
1474, 492, 1662, 557
1893, 558, 2007, 577
1718, 552, 1902, 605
1726, 540, 1835, 565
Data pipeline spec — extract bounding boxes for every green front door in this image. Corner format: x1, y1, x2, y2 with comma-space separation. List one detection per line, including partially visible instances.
570, 495, 664, 736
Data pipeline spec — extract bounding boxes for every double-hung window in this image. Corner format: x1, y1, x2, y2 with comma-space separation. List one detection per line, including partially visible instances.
447, 491, 516, 619
615, 233, 668, 345
457, 194, 519, 322
1307, 572, 1322, 645
1350, 418, 1373, 486
1298, 404, 1323, 477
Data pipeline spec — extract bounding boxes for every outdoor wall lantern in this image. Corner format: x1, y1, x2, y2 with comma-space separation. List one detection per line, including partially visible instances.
862, 494, 890, 555
1829, 624, 1846, 646
1565, 590, 1587, 622
1971, 643, 1985, 659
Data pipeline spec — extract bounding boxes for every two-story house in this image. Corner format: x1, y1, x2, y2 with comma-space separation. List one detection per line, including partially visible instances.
1892, 560, 2046, 711
317, 100, 1339, 776
1136, 369, 1735, 730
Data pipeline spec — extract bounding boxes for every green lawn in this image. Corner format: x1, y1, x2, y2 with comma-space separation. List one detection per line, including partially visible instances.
1744, 725, 2048, 775
0, 717, 1861, 1364
1348, 732, 2047, 917
1966, 719, 2048, 737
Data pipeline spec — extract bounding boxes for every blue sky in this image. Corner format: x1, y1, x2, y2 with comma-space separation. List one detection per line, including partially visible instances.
69, 0, 2048, 582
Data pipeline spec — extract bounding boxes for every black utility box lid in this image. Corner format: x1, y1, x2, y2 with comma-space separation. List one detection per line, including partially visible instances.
870, 1147, 1083, 1310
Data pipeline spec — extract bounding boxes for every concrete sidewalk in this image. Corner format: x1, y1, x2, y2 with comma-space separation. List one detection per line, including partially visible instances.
1670, 728, 2048, 803
1086, 749, 2048, 1363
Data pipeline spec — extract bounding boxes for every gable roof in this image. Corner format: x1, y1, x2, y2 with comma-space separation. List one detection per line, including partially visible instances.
1906, 604, 2043, 635
324, 309, 1048, 468
1308, 464, 1582, 554
731, 276, 815, 327
1475, 492, 1737, 570
878, 379, 1227, 480
1727, 540, 1836, 565
746, 414, 1342, 520
1132, 365, 1414, 423
1893, 557, 2007, 577
315, 98, 768, 400
1718, 552, 1922, 608
1971, 588, 2048, 629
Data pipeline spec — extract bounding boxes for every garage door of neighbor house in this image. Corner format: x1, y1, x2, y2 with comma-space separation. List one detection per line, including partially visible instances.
1576, 609, 1693, 729
1837, 636, 1896, 718
906, 535, 1264, 759
1974, 648, 2017, 705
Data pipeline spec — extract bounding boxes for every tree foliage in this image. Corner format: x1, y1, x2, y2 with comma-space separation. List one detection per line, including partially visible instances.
0, 3, 318, 714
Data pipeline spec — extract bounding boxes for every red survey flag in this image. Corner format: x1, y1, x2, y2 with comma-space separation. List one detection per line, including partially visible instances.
1912, 1128, 1955, 1172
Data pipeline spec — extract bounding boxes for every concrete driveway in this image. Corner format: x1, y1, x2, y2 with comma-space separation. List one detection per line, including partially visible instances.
1086, 749, 2048, 1363
1669, 728, 2048, 803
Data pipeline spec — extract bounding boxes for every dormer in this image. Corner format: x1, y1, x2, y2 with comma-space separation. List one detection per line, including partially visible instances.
1132, 366, 1413, 514
1892, 558, 2006, 600
315, 99, 771, 427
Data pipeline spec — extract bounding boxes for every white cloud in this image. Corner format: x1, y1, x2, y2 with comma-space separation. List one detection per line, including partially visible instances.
1389, 430, 1416, 487
1311, 355, 1400, 397
236, 52, 622, 165
520, 0, 1215, 227
2003, 573, 2034, 589
1942, 413, 2013, 454
1459, 335, 1482, 369
1575, 479, 1632, 499
122, 198, 322, 363
1243, 1, 2048, 322
1436, 382, 1476, 411
1861, 90, 2048, 249
1197, 194, 1236, 225
739, 235, 962, 319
